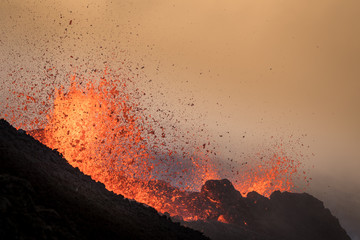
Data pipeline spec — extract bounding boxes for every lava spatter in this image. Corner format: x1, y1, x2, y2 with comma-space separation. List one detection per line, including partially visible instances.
4, 69, 309, 221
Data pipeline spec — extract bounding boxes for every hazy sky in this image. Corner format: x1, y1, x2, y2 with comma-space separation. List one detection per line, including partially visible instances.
1, 0, 359, 237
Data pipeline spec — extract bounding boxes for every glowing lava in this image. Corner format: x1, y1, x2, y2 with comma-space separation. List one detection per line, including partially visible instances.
29, 74, 221, 220
233, 152, 301, 197
8, 71, 307, 221
41, 76, 153, 181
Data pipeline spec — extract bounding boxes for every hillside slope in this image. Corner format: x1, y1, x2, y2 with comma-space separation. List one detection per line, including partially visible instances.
0, 119, 351, 240
0, 119, 208, 240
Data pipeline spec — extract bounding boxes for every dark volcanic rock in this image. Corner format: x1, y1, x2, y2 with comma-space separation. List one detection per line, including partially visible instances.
0, 119, 351, 240
184, 182, 351, 240
201, 179, 243, 204
200, 179, 251, 224
0, 119, 208, 240
261, 191, 350, 240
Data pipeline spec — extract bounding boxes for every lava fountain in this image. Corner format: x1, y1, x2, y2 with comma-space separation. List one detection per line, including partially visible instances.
14, 71, 307, 221
41, 75, 153, 180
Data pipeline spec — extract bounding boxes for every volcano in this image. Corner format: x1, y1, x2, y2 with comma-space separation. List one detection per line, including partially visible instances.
0, 119, 350, 240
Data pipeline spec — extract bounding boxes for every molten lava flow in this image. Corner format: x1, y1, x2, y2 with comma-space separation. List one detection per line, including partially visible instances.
20, 72, 308, 222
29, 74, 221, 220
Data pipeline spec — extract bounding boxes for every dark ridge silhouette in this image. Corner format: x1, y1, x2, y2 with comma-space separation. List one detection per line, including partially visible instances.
0, 119, 208, 240
0, 119, 351, 240
179, 180, 351, 240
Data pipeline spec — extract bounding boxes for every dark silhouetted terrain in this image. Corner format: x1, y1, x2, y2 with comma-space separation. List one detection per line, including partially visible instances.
0, 119, 351, 240
179, 179, 351, 240
0, 119, 208, 240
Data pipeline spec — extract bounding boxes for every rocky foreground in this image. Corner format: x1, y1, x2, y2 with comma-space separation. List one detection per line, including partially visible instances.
0, 119, 351, 240
0, 119, 207, 240
179, 179, 351, 240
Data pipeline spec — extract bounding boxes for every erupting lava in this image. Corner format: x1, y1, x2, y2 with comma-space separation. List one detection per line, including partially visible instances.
6, 71, 307, 221
41, 75, 154, 180
233, 150, 303, 197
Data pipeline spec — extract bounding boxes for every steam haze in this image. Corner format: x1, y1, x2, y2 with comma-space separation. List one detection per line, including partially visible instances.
1, 0, 359, 238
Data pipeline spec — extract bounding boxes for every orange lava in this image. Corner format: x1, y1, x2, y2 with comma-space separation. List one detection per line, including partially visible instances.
8, 71, 307, 221
29, 74, 220, 220
217, 215, 229, 224
233, 152, 300, 197
42, 75, 154, 180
